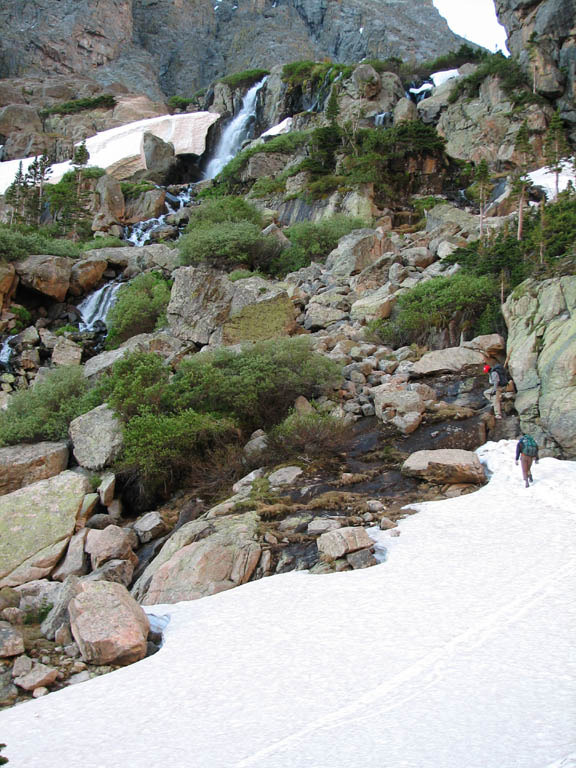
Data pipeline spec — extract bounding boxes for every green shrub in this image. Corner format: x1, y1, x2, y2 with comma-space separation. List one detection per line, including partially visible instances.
179, 221, 280, 270
218, 69, 270, 89
171, 337, 341, 431
41, 94, 116, 117
168, 95, 196, 110
0, 225, 80, 262
281, 61, 352, 88
11, 306, 33, 332
91, 351, 172, 420
269, 215, 367, 276
121, 409, 236, 498
185, 196, 263, 229
23, 599, 53, 625
120, 181, 156, 200
448, 52, 536, 106
105, 272, 172, 349
268, 410, 353, 458
371, 273, 501, 347
55, 324, 79, 336
0, 366, 92, 446
80, 236, 125, 251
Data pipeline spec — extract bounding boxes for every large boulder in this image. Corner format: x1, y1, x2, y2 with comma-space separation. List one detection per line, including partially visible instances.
0, 441, 69, 496
167, 266, 297, 346
14, 255, 74, 302
69, 257, 108, 296
85, 244, 180, 274
503, 276, 576, 456
69, 405, 123, 470
411, 347, 486, 377
0, 263, 18, 313
371, 381, 427, 434
325, 230, 385, 277
0, 471, 91, 587
69, 581, 149, 666
91, 174, 125, 232
133, 513, 261, 605
350, 286, 396, 322
85, 525, 136, 570
317, 526, 374, 560
402, 449, 487, 484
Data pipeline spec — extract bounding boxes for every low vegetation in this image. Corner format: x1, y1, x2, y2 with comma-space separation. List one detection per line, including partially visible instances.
448, 51, 540, 107
105, 272, 172, 349
0, 366, 91, 446
40, 94, 116, 117
218, 69, 270, 89
0, 225, 80, 262
268, 410, 354, 458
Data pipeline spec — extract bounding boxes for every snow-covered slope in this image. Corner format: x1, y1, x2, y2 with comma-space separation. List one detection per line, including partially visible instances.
0, 112, 219, 195
1, 440, 575, 768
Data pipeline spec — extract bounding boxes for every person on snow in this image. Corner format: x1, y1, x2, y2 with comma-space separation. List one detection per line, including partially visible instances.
483, 363, 509, 420
515, 434, 539, 488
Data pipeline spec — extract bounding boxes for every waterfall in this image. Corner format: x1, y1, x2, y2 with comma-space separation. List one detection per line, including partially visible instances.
127, 185, 193, 247
77, 281, 123, 332
0, 337, 13, 367
204, 78, 268, 180
374, 112, 391, 127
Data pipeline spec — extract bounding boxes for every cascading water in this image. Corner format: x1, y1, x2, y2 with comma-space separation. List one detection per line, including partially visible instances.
0, 337, 13, 368
77, 281, 123, 332
374, 112, 392, 127
127, 186, 193, 247
204, 77, 268, 180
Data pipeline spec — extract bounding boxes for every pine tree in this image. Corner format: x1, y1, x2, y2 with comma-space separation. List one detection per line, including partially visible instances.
4, 161, 26, 226
512, 122, 535, 241
23, 154, 52, 227
325, 85, 340, 125
71, 140, 91, 239
544, 111, 570, 199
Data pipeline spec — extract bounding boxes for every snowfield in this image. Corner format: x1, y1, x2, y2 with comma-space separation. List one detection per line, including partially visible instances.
0, 440, 575, 768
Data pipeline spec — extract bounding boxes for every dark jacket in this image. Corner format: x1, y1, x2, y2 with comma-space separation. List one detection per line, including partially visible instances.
516, 437, 540, 461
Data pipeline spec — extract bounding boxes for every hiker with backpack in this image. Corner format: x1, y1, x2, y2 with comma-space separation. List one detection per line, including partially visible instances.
515, 434, 539, 488
483, 363, 509, 420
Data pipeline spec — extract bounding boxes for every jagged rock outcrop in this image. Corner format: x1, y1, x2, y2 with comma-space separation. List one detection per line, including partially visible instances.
495, 0, 576, 139
1, 0, 467, 99
0, 441, 69, 496
503, 275, 576, 457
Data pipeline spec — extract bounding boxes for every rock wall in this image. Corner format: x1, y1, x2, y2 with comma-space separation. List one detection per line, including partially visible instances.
0, 0, 467, 98
495, 0, 576, 141
503, 275, 576, 457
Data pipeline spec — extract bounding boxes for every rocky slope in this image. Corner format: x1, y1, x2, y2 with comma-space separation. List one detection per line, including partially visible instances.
495, 0, 576, 139
0, 0, 467, 98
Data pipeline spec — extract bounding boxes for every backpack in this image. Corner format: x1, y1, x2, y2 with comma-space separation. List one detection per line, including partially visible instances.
491, 363, 509, 387
520, 435, 538, 457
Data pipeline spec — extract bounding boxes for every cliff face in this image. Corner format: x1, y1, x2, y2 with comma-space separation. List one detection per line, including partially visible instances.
0, 0, 467, 97
495, 0, 576, 138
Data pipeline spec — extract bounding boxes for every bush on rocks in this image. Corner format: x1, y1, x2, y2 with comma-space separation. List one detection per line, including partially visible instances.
0, 225, 79, 263
121, 409, 237, 499
105, 272, 172, 349
268, 410, 354, 458
171, 338, 341, 431
370, 273, 500, 347
0, 366, 92, 446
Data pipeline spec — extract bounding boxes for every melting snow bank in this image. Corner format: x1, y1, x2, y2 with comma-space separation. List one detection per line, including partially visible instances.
1, 440, 575, 768
0, 112, 220, 195
528, 161, 575, 200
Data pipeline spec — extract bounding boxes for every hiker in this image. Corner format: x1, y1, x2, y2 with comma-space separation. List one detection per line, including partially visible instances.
483, 363, 509, 419
515, 434, 539, 488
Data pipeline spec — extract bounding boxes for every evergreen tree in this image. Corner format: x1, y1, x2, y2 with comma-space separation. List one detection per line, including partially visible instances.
24, 154, 53, 226
544, 111, 570, 199
325, 85, 340, 125
4, 161, 26, 226
71, 140, 91, 239
512, 122, 535, 241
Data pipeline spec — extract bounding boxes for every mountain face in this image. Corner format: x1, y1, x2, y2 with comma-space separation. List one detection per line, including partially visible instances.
495, 0, 575, 138
0, 0, 467, 98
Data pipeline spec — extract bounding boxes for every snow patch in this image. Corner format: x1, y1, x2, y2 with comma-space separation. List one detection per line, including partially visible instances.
0, 440, 574, 768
